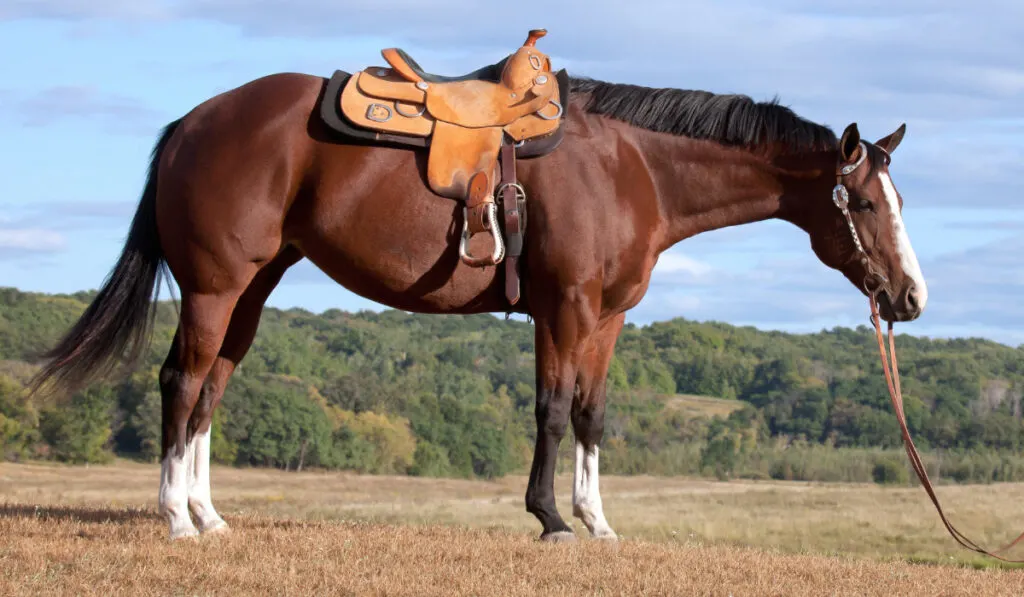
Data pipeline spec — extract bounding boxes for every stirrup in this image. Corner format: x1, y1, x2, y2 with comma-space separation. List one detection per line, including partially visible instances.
459, 203, 505, 267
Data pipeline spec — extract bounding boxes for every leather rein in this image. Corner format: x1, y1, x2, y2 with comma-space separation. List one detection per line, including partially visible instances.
835, 143, 1024, 562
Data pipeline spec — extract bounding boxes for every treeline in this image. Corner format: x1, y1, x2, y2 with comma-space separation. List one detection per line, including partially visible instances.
2, 286, 1024, 485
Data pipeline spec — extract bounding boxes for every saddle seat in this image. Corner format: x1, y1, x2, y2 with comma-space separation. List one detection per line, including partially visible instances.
380, 48, 507, 83
332, 28, 567, 305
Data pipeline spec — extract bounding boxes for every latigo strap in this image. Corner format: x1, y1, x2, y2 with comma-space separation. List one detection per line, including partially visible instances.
500, 140, 523, 305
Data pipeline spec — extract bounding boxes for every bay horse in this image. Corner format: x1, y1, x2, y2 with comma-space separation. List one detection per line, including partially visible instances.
29, 69, 926, 542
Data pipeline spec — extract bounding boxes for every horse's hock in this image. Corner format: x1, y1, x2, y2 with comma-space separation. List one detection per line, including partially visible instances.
326, 28, 568, 304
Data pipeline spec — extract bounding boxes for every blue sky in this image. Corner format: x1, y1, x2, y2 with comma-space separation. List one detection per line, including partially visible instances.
1, 1, 1022, 345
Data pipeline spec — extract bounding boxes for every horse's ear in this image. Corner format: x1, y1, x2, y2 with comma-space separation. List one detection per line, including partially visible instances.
876, 123, 906, 154
840, 123, 860, 162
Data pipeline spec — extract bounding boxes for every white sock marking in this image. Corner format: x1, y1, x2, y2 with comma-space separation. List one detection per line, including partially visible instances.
572, 441, 616, 538
879, 171, 928, 310
187, 429, 227, 533
159, 445, 197, 540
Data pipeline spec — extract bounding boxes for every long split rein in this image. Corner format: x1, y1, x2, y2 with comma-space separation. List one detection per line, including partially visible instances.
870, 296, 1024, 562
837, 142, 1024, 562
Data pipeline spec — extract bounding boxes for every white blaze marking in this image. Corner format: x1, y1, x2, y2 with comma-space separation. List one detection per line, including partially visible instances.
878, 171, 928, 310
159, 444, 197, 540
572, 441, 616, 538
187, 429, 228, 533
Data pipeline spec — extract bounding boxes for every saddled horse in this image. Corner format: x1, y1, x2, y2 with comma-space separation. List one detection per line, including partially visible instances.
29, 46, 926, 542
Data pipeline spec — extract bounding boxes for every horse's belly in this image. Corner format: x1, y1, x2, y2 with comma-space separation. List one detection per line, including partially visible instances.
293, 189, 514, 315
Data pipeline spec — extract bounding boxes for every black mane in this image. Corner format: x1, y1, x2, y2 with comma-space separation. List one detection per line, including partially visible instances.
569, 76, 837, 153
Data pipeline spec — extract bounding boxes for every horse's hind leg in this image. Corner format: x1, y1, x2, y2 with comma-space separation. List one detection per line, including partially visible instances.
159, 288, 246, 540
571, 313, 624, 540
185, 246, 302, 534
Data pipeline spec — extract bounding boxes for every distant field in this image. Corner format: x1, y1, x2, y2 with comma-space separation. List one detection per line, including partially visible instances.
2, 460, 1024, 595
661, 393, 745, 418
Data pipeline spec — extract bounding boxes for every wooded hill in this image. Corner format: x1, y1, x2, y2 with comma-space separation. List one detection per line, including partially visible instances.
3, 286, 1024, 484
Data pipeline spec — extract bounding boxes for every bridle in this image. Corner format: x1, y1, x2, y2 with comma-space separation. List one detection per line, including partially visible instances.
832, 141, 891, 299
833, 143, 1024, 562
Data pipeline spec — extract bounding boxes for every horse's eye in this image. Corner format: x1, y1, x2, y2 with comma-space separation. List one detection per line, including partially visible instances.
857, 199, 873, 212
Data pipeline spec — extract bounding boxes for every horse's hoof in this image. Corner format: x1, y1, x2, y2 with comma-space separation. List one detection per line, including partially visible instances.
589, 523, 618, 541
168, 526, 200, 542
540, 531, 577, 543
201, 520, 230, 536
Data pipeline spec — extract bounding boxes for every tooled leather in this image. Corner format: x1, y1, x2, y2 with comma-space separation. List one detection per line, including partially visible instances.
340, 73, 435, 136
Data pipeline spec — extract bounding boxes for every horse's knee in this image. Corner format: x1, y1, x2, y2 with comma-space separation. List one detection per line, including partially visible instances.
536, 392, 572, 439
542, 417, 570, 440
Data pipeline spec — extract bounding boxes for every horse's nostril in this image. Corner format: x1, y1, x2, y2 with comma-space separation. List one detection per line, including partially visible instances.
907, 285, 920, 312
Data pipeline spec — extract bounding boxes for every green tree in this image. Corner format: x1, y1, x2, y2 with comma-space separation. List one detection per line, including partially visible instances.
224, 377, 335, 471
0, 373, 38, 460
39, 386, 115, 464
332, 410, 416, 474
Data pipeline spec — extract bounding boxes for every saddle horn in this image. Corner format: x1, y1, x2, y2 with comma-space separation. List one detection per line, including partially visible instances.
524, 29, 547, 47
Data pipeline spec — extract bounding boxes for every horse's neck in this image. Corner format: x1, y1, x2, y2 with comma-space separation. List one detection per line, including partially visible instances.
632, 129, 832, 252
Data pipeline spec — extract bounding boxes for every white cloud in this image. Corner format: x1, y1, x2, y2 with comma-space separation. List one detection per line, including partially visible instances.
1, 201, 136, 232
653, 253, 713, 278
0, 228, 66, 253
5, 86, 165, 136
0, 0, 169, 21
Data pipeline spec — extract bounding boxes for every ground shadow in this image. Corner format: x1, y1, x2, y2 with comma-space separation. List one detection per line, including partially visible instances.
0, 503, 161, 524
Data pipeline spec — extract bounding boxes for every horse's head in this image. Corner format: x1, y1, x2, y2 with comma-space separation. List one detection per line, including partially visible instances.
805, 122, 927, 322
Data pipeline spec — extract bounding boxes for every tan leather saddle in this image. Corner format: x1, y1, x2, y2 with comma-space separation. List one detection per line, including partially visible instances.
321, 29, 567, 306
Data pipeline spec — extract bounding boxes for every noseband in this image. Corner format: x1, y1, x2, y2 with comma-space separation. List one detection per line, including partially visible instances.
832, 142, 890, 298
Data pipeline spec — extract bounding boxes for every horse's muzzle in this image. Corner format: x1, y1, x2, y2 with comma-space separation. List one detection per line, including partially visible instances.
878, 283, 924, 323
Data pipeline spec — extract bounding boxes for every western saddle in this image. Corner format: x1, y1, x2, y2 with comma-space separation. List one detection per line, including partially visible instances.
322, 29, 567, 306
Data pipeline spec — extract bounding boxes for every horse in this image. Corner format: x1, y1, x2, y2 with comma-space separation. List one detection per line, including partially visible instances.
28, 68, 926, 542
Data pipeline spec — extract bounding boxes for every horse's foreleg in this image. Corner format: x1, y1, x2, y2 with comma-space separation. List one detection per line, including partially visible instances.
525, 293, 599, 542
571, 313, 624, 540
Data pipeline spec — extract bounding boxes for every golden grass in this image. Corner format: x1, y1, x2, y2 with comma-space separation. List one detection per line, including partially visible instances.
4, 510, 1024, 597
2, 460, 1024, 595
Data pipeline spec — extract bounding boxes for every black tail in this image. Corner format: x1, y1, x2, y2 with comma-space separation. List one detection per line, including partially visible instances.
29, 119, 182, 398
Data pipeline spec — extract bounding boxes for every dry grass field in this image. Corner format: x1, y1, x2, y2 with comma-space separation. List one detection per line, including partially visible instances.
2, 460, 1024, 595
